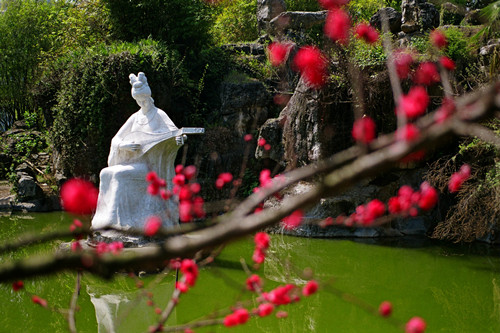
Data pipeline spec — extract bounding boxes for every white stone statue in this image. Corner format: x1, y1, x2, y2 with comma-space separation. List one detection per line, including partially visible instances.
91, 72, 203, 241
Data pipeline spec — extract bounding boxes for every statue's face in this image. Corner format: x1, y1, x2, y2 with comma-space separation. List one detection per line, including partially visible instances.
131, 80, 152, 101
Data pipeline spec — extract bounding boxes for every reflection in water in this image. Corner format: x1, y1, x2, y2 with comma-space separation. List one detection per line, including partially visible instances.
87, 286, 130, 333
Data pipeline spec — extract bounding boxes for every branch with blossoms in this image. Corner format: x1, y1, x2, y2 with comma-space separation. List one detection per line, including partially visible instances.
2, 1, 500, 332
0, 78, 497, 283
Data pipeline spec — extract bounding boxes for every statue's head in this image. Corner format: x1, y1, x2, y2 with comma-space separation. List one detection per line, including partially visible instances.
129, 72, 152, 102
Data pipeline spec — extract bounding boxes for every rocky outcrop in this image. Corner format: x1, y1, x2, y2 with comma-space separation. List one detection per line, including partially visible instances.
269, 10, 328, 35
220, 79, 272, 136
265, 168, 439, 238
370, 7, 402, 34
401, 0, 439, 34
257, 0, 287, 33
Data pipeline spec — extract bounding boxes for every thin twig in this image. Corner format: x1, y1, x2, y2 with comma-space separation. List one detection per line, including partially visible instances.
68, 271, 81, 333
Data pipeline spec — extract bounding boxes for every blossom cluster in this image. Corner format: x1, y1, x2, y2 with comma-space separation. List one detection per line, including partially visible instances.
225, 275, 318, 326
252, 232, 270, 264
146, 166, 205, 223
448, 164, 471, 193
320, 182, 439, 228
175, 259, 199, 293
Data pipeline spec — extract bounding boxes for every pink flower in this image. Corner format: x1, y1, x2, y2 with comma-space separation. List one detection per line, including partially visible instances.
175, 165, 184, 174
219, 172, 233, 183
352, 116, 376, 144
414, 62, 440, 86
12, 280, 24, 291
224, 309, 249, 327
259, 169, 272, 187
302, 280, 319, 296
244, 134, 253, 142
181, 259, 198, 287
179, 200, 193, 222
405, 316, 427, 333
267, 285, 295, 305
190, 183, 201, 194
394, 50, 414, 79
257, 303, 274, 317
60, 178, 98, 215
264, 143, 271, 151
172, 174, 186, 186
32, 295, 48, 308
71, 241, 82, 252
366, 199, 386, 221
255, 232, 270, 250
318, 0, 350, 9
293, 46, 329, 88
388, 197, 402, 214
192, 196, 205, 218
252, 247, 266, 264
440, 56, 455, 71
179, 186, 192, 201
147, 183, 160, 196
282, 209, 304, 229
146, 171, 158, 183
399, 86, 429, 119
109, 242, 124, 255
397, 124, 420, 142
448, 164, 471, 193
379, 301, 392, 317
246, 274, 262, 292
430, 29, 447, 49
268, 42, 291, 66
257, 138, 266, 147
215, 178, 225, 189
418, 182, 438, 211
176, 281, 189, 293
183, 165, 197, 180
160, 189, 172, 200
354, 23, 379, 44
324, 9, 351, 45
144, 216, 162, 236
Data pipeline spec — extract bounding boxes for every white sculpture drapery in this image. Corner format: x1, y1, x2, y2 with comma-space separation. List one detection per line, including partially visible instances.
91, 72, 182, 237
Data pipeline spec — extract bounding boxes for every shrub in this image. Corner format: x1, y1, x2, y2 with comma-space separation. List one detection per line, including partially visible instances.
210, 0, 259, 45
102, 0, 213, 52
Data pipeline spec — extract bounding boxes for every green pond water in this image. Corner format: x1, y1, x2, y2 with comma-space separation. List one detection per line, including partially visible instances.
0, 212, 499, 333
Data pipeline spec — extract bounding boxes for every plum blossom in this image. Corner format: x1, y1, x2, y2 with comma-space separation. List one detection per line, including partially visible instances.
354, 23, 379, 44
352, 116, 376, 144
398, 86, 429, 119
324, 9, 351, 45
448, 164, 471, 193
60, 178, 98, 215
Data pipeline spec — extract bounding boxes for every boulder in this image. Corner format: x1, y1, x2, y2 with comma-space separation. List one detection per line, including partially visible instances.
401, 0, 439, 33
255, 117, 284, 165
16, 173, 43, 201
257, 0, 287, 33
269, 10, 328, 35
370, 7, 402, 34
440, 2, 465, 25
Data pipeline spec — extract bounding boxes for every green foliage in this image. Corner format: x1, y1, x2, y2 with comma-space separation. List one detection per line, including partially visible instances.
47, 40, 194, 177
210, 0, 258, 45
350, 38, 387, 69
443, 27, 475, 62
349, 0, 387, 22
0, 0, 111, 130
285, 0, 321, 11
102, 0, 213, 52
